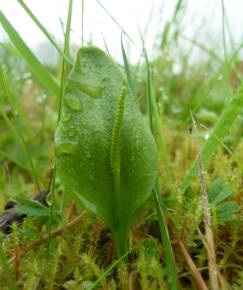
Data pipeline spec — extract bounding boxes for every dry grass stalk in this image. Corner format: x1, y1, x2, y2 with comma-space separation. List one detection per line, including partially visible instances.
190, 112, 220, 290
178, 238, 208, 290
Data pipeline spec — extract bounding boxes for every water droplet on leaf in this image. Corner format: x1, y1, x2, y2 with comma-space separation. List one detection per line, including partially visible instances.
65, 95, 82, 112
55, 142, 77, 156
62, 113, 71, 122
71, 77, 104, 98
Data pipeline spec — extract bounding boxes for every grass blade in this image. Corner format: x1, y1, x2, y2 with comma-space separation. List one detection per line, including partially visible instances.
221, 0, 227, 61
87, 251, 130, 290
200, 124, 243, 173
0, 242, 17, 290
81, 0, 84, 46
48, 0, 73, 243
57, 0, 73, 123
178, 42, 243, 131
101, 31, 110, 56
143, 47, 175, 197
144, 46, 179, 289
96, 0, 135, 45
54, 0, 74, 213
0, 149, 31, 172
182, 36, 222, 63
0, 11, 59, 96
121, 35, 135, 96
153, 184, 179, 290
0, 64, 41, 192
17, 0, 72, 65
181, 84, 243, 192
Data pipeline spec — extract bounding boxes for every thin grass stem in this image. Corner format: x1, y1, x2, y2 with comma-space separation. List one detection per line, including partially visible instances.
0, 242, 17, 290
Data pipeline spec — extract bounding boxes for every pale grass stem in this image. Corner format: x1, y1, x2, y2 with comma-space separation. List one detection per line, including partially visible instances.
190, 111, 220, 290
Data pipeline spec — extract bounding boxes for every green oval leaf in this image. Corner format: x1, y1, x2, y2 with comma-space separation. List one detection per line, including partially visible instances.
55, 46, 158, 256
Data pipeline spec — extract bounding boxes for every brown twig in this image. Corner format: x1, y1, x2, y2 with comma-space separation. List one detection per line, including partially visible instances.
177, 237, 208, 290
90, 219, 102, 254
128, 271, 139, 290
106, 238, 115, 265
66, 200, 76, 221
191, 112, 219, 290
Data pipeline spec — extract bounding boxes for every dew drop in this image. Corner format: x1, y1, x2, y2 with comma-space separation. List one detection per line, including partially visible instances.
65, 94, 82, 112
79, 83, 103, 98
62, 113, 71, 122
71, 77, 104, 98
55, 142, 77, 156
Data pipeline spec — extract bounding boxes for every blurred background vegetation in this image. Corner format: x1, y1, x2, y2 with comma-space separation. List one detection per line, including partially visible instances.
0, 0, 243, 289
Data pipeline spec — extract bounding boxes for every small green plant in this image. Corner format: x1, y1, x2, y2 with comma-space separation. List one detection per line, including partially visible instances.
55, 46, 158, 257
208, 177, 240, 225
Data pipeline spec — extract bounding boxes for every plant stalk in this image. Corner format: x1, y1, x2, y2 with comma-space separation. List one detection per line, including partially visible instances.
191, 112, 219, 290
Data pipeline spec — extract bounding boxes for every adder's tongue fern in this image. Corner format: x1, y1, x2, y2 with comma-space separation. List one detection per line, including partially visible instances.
110, 82, 126, 199
55, 46, 158, 257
